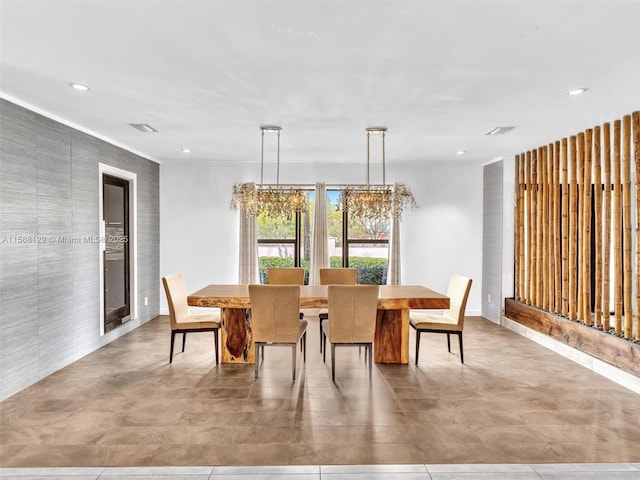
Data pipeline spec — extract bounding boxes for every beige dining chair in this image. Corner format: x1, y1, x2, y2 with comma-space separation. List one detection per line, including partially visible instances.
249, 284, 308, 380
267, 267, 305, 319
162, 273, 220, 364
322, 285, 379, 381
267, 267, 305, 285
318, 268, 358, 353
410, 274, 472, 365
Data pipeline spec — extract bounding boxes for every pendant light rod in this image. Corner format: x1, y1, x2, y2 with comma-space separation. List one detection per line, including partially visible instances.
365, 127, 387, 186
276, 128, 280, 185
260, 128, 265, 185
260, 125, 282, 186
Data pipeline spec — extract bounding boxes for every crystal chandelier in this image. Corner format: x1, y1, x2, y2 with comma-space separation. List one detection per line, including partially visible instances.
231, 126, 308, 218
340, 127, 417, 220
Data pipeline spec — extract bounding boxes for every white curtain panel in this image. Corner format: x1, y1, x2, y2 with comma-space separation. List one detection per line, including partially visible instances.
238, 185, 259, 284
387, 213, 401, 285
310, 182, 329, 285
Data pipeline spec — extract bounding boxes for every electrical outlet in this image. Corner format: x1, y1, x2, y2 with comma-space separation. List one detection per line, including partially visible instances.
487, 294, 492, 303
144, 296, 148, 306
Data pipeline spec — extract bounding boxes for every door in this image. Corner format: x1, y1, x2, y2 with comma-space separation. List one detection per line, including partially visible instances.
103, 174, 130, 333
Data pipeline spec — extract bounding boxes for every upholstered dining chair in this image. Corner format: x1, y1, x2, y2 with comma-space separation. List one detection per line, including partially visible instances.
318, 268, 357, 353
410, 274, 472, 365
162, 273, 220, 364
249, 284, 308, 381
267, 267, 305, 285
322, 285, 379, 381
267, 267, 305, 319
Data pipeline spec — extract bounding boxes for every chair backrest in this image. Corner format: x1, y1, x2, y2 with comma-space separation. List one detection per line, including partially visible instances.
267, 267, 305, 285
444, 274, 473, 327
327, 285, 379, 343
249, 285, 301, 343
162, 273, 189, 328
320, 268, 357, 285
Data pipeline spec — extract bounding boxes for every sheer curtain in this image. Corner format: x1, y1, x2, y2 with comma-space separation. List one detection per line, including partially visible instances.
387, 213, 401, 285
310, 182, 328, 285
238, 184, 259, 284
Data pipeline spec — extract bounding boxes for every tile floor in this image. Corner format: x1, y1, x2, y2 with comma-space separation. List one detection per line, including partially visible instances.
1, 314, 639, 471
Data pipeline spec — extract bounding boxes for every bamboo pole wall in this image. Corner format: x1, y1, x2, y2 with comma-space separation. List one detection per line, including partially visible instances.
568, 136, 578, 320
623, 115, 632, 339
513, 111, 639, 342
553, 141, 561, 313
593, 127, 602, 326
577, 133, 585, 322
614, 120, 623, 333
634, 111, 640, 341
514, 153, 521, 301
561, 138, 569, 317
603, 123, 611, 331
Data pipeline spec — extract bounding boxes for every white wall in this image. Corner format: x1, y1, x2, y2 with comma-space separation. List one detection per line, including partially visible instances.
160, 160, 483, 315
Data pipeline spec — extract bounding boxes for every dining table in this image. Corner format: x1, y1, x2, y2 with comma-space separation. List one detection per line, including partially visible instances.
187, 284, 449, 365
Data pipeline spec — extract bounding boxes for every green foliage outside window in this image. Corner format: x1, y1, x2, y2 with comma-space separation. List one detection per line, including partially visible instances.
258, 256, 387, 285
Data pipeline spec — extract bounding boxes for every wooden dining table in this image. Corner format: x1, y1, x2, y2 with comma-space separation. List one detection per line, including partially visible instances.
187, 284, 449, 365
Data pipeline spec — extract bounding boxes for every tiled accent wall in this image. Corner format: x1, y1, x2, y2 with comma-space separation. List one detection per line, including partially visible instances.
0, 99, 159, 400
482, 160, 503, 323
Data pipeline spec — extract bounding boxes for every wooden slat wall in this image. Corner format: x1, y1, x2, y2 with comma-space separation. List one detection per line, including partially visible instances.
513, 111, 639, 342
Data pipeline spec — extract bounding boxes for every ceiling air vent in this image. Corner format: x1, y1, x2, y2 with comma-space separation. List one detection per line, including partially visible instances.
486, 126, 515, 136
129, 123, 158, 133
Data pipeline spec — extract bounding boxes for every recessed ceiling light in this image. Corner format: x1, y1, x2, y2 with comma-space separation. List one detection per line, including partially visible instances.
456, 150, 466, 155
70, 83, 89, 91
181, 148, 191, 153
567, 88, 588, 96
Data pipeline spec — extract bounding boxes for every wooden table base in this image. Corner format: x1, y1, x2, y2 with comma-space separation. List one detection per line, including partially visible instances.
220, 308, 254, 363
220, 307, 409, 364
374, 309, 409, 364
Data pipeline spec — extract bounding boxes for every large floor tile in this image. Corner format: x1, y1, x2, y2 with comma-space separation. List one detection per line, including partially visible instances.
0, 315, 638, 468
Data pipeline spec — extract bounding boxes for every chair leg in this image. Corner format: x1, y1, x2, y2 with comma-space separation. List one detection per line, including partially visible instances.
458, 332, 464, 364
254, 343, 260, 379
213, 329, 219, 365
291, 344, 297, 381
319, 319, 323, 353
447, 333, 451, 353
303, 332, 307, 363
331, 343, 336, 381
170, 330, 177, 364
323, 332, 327, 363
182, 332, 187, 352
415, 330, 421, 366
368, 343, 372, 381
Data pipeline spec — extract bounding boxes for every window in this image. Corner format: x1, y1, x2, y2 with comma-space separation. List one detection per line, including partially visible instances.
257, 190, 313, 283
329, 189, 389, 285
256, 189, 389, 285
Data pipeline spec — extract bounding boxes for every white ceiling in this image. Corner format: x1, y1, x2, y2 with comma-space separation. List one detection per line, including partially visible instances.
1, 0, 639, 166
